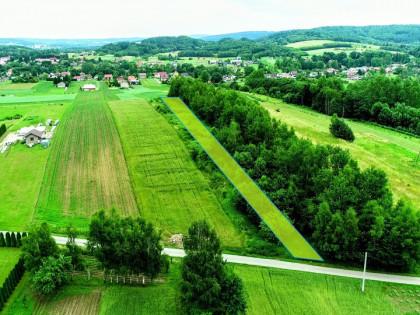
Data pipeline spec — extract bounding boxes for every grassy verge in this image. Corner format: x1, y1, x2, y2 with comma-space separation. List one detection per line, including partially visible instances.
0, 247, 21, 284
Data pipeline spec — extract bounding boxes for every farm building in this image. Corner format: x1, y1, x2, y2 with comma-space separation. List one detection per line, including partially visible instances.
128, 76, 139, 84
25, 129, 44, 147
120, 81, 130, 89
56, 82, 66, 88
81, 84, 98, 91
138, 73, 147, 79
104, 74, 113, 81
18, 126, 45, 137
45, 119, 52, 126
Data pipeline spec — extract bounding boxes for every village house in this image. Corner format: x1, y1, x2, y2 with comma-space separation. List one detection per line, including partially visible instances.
138, 73, 147, 79
160, 72, 169, 82
81, 84, 98, 91
73, 76, 82, 81
120, 81, 130, 89
128, 76, 139, 84
56, 82, 66, 88
136, 61, 142, 67
104, 74, 113, 81
25, 129, 44, 147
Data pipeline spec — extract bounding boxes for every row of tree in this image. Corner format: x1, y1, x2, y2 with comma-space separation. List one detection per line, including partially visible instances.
0, 231, 25, 247
169, 77, 420, 271
0, 259, 24, 311
242, 71, 420, 135
0, 124, 6, 138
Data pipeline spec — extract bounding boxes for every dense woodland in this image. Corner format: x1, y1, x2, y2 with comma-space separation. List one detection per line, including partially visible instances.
169, 77, 420, 272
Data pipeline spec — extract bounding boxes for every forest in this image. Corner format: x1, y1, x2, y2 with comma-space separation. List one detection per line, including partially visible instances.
168, 77, 420, 272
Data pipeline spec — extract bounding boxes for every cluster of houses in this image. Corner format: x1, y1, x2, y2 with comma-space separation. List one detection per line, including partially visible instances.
34, 57, 59, 64
0, 56, 10, 66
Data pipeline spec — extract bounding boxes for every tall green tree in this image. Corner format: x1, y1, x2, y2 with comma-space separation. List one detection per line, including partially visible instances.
65, 225, 85, 280
181, 220, 246, 314
21, 222, 58, 273
0, 233, 5, 247
32, 255, 71, 296
5, 232, 11, 247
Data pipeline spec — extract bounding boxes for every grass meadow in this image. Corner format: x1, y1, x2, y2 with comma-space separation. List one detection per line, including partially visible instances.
259, 96, 420, 210
108, 99, 244, 247
0, 247, 21, 285
35, 91, 138, 231
112, 85, 168, 101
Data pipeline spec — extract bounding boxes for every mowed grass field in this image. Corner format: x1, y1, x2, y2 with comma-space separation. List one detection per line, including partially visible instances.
0, 101, 71, 231
113, 85, 168, 101
260, 97, 420, 209
286, 40, 335, 48
108, 99, 244, 247
140, 78, 162, 88
234, 265, 420, 314
0, 247, 21, 285
36, 91, 138, 230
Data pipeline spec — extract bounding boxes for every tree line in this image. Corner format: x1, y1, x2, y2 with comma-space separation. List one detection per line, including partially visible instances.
242, 71, 420, 135
169, 77, 420, 271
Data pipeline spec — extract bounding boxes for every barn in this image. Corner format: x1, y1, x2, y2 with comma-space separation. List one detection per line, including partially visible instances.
81, 84, 98, 91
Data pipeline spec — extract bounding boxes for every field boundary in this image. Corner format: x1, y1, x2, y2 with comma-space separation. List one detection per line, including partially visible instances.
161, 97, 323, 261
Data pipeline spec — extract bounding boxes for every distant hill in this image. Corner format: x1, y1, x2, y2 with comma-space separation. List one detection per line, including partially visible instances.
198, 31, 275, 42
0, 37, 144, 49
263, 25, 420, 46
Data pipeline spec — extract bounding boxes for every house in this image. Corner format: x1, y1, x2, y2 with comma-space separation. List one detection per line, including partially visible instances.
117, 77, 124, 83
104, 74, 113, 81
180, 73, 190, 77
209, 60, 217, 65
73, 76, 82, 81
138, 73, 147, 79
160, 72, 169, 82
25, 129, 44, 147
136, 61, 142, 67
56, 82, 66, 88
128, 76, 139, 84
120, 81, 130, 89
230, 56, 242, 65
81, 84, 98, 91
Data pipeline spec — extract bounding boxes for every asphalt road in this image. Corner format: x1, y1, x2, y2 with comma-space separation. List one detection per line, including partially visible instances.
3, 232, 419, 285
55, 235, 420, 285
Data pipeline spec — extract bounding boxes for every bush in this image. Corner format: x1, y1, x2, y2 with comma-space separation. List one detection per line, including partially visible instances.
329, 113, 355, 142
32, 255, 71, 296
5, 232, 11, 247
0, 233, 5, 247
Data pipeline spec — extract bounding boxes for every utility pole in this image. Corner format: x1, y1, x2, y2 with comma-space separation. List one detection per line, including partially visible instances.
362, 252, 367, 292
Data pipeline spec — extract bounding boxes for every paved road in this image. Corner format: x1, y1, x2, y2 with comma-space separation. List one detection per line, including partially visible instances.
3, 232, 419, 285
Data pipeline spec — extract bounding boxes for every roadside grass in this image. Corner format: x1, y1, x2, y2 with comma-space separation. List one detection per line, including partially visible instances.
0, 102, 70, 231
234, 264, 418, 314
108, 99, 244, 248
259, 96, 420, 210
0, 247, 21, 285
35, 91, 138, 232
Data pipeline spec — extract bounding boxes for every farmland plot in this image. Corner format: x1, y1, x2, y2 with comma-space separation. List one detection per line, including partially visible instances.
109, 99, 244, 247
36, 91, 138, 229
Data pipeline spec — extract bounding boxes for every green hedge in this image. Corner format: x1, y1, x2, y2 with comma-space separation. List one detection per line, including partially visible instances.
0, 258, 25, 311
0, 232, 24, 248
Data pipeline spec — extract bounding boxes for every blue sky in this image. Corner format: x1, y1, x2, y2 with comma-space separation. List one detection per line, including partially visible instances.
0, 0, 418, 38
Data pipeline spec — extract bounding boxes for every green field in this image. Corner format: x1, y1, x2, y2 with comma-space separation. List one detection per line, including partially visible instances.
286, 40, 335, 48
140, 78, 162, 88
234, 265, 419, 314
113, 85, 168, 100
0, 247, 21, 285
36, 91, 138, 230
162, 97, 321, 260
260, 97, 420, 210
0, 101, 71, 231
108, 98, 243, 247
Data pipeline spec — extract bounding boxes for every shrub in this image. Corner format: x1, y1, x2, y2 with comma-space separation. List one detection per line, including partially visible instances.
0, 233, 5, 247
329, 113, 355, 142
5, 232, 11, 247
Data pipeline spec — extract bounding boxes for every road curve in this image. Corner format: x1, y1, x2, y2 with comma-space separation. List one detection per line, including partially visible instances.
2, 232, 418, 286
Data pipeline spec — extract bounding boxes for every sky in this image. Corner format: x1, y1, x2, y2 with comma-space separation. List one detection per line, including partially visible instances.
0, 0, 418, 39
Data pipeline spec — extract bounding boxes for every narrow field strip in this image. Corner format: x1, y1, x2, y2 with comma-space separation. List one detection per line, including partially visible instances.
35, 91, 138, 229
108, 99, 244, 248
162, 97, 322, 261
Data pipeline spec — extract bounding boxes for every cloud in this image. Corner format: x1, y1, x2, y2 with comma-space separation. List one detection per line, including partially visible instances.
0, 0, 417, 38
